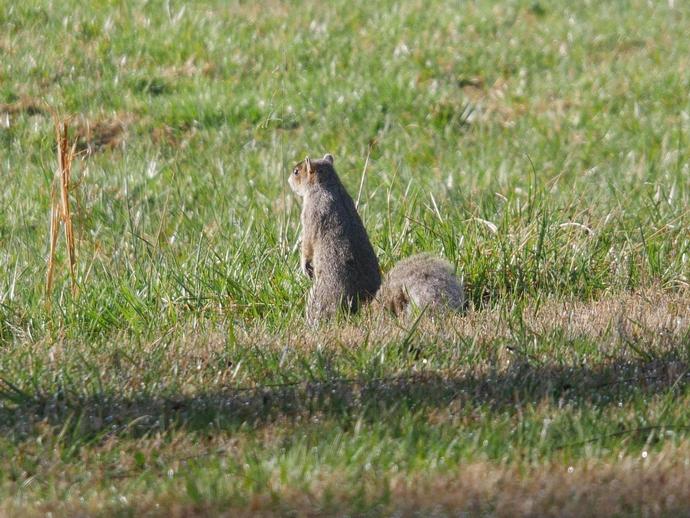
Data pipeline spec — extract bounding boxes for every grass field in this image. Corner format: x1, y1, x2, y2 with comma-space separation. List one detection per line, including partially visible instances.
1, 0, 689, 515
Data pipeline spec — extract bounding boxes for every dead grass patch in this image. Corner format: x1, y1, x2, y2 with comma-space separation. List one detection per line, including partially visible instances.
457, 76, 583, 130
226, 0, 290, 20
73, 113, 133, 155
161, 58, 216, 79
387, 449, 690, 517
0, 97, 44, 127
2, 287, 687, 440
255, 287, 690, 355
10, 443, 690, 517
458, 77, 527, 128
151, 122, 197, 148
0, 98, 44, 117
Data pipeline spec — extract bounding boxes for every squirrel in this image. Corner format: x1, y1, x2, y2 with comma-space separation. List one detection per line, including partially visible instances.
377, 253, 465, 316
288, 153, 381, 324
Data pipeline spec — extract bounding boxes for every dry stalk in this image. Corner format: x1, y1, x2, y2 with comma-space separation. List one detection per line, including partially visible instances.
46, 116, 79, 306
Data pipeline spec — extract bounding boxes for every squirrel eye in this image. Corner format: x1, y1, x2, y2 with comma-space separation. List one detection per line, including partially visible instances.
293, 168, 299, 175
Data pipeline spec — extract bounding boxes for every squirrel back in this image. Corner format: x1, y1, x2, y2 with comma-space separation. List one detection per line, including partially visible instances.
378, 253, 464, 316
289, 154, 381, 323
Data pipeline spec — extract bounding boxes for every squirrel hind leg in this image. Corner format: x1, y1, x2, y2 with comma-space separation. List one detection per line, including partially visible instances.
394, 290, 411, 316
384, 286, 409, 317
305, 285, 322, 326
447, 282, 465, 311
306, 283, 340, 325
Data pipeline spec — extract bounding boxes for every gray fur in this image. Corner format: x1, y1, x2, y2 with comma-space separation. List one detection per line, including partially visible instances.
289, 153, 381, 324
378, 253, 465, 316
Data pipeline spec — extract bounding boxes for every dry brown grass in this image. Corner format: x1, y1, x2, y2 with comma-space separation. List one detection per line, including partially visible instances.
0, 97, 45, 129
1, 288, 687, 516
151, 121, 197, 148
389, 448, 690, 518
6, 288, 687, 435
46, 116, 79, 304
73, 113, 132, 155
0, 97, 44, 117
161, 58, 216, 79
6, 442, 688, 517
253, 287, 690, 356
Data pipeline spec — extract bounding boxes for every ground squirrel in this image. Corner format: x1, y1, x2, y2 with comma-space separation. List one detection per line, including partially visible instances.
288, 153, 381, 324
378, 253, 465, 316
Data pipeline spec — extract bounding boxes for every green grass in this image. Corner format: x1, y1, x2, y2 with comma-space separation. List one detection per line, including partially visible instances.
1, 0, 689, 515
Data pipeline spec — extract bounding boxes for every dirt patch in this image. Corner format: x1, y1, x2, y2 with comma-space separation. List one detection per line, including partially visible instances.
151, 122, 197, 148
73, 114, 133, 155
0, 98, 45, 127
460, 77, 528, 128
161, 58, 216, 79
0, 98, 44, 116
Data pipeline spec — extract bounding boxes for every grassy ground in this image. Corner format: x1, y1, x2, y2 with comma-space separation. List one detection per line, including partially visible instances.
1, 0, 689, 515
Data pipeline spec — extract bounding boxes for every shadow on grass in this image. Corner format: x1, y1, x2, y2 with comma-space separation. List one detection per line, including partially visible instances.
1, 348, 688, 441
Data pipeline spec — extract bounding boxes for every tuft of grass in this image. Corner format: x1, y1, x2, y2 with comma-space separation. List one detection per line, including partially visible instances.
46, 115, 79, 304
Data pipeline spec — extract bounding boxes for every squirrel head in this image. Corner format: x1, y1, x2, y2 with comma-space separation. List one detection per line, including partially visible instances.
288, 153, 337, 196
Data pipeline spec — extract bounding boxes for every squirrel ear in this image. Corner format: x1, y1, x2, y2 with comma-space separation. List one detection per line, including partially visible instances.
305, 156, 312, 174
323, 153, 334, 165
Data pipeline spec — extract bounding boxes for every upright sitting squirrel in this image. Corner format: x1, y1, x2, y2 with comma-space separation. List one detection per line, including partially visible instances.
288, 154, 381, 324
289, 153, 464, 323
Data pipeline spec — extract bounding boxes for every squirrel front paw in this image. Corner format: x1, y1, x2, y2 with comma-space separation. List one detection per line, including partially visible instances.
301, 259, 314, 278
